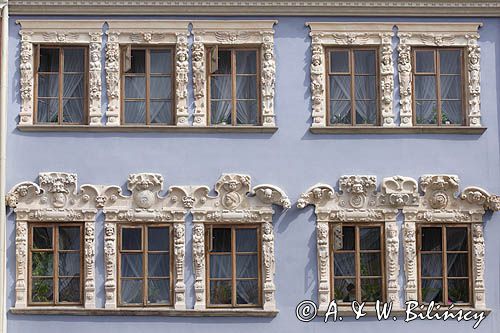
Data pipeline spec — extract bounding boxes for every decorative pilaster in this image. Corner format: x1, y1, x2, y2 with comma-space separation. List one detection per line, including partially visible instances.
175, 33, 189, 126
192, 222, 206, 310
15, 222, 28, 308
104, 222, 117, 308
105, 32, 121, 126
380, 33, 395, 127
472, 223, 485, 308
467, 34, 481, 127
84, 221, 96, 308
19, 32, 34, 125
192, 36, 207, 126
397, 35, 413, 127
262, 222, 276, 310
173, 223, 186, 309
385, 221, 400, 306
261, 33, 276, 127
310, 34, 326, 127
403, 219, 417, 301
88, 32, 103, 126
316, 222, 330, 312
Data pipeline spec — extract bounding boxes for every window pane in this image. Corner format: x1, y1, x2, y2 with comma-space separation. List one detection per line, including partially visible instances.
211, 101, 232, 125
32, 278, 54, 303
32, 253, 53, 276
236, 76, 257, 99
63, 74, 84, 98
59, 226, 80, 250
39, 48, 59, 72
341, 226, 355, 250
210, 280, 232, 304
447, 228, 468, 251
236, 51, 257, 74
121, 279, 143, 304
148, 227, 169, 251
236, 280, 258, 305
330, 50, 349, 73
212, 228, 231, 252
62, 99, 84, 123
355, 76, 376, 99
59, 253, 81, 276
130, 50, 146, 73
415, 101, 437, 125
33, 227, 53, 249
354, 50, 376, 75
415, 76, 436, 99
421, 254, 442, 277
448, 279, 469, 303
360, 253, 381, 276
330, 76, 351, 100
361, 278, 382, 302
330, 100, 351, 125
211, 76, 232, 99
447, 254, 468, 277
421, 227, 442, 251
38, 74, 59, 97
334, 253, 355, 276
440, 75, 461, 100
148, 253, 170, 277
150, 76, 172, 99
150, 101, 172, 124
125, 76, 146, 98
236, 229, 257, 252
210, 254, 232, 278
124, 101, 146, 124
59, 277, 80, 303
122, 228, 142, 250
360, 227, 381, 250
440, 50, 462, 74
63, 48, 84, 72
421, 279, 443, 303
355, 101, 376, 125
150, 49, 172, 74
415, 50, 435, 73
334, 278, 356, 302
215, 50, 231, 74
441, 100, 462, 125
121, 254, 143, 277
37, 99, 59, 123
148, 278, 170, 304
236, 100, 258, 125
236, 254, 258, 278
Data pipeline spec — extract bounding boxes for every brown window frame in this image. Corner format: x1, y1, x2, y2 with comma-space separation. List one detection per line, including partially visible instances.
28, 223, 84, 306
117, 223, 174, 307
34, 45, 89, 125
417, 224, 472, 305
329, 223, 386, 304
120, 46, 176, 126
206, 46, 262, 126
206, 224, 262, 308
326, 47, 380, 126
412, 47, 466, 126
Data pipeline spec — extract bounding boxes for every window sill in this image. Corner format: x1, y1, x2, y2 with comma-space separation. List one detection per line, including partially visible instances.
17, 125, 278, 133
318, 306, 491, 317
10, 307, 279, 317
309, 126, 487, 135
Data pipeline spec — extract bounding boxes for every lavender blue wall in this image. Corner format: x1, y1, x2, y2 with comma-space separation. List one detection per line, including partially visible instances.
5, 15, 500, 333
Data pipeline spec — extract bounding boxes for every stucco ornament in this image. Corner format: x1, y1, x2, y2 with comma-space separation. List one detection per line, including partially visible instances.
7, 172, 105, 309
190, 174, 289, 311
17, 20, 104, 126
191, 20, 277, 127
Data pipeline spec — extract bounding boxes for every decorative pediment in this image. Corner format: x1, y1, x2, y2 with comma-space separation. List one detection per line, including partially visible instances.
106, 20, 189, 44
379, 175, 419, 208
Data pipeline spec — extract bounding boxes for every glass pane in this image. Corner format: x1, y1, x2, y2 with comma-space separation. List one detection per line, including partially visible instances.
415, 101, 437, 125
125, 76, 146, 99
148, 253, 170, 277
124, 101, 146, 124
330, 50, 349, 73
31, 278, 54, 303
355, 101, 376, 124
354, 50, 376, 75
334, 253, 355, 276
447, 228, 468, 251
150, 101, 172, 124
59, 253, 81, 276
37, 99, 59, 123
236, 254, 258, 278
421, 227, 442, 251
421, 254, 442, 277
360, 227, 381, 250
330, 76, 351, 100
150, 49, 172, 74
333, 278, 356, 302
130, 50, 146, 73
210, 254, 232, 278
361, 278, 382, 302
415, 50, 435, 73
38, 74, 59, 97
211, 101, 232, 125
215, 50, 231, 74
341, 226, 355, 250
121, 254, 143, 277
422, 279, 443, 303
440, 50, 462, 74
39, 48, 59, 72
32, 253, 53, 276
236, 100, 258, 125
148, 227, 169, 251
148, 278, 170, 304
236, 76, 257, 99
236, 280, 258, 305
59, 226, 80, 250
59, 277, 80, 302
355, 76, 376, 99
441, 100, 463, 125
63, 48, 84, 72
360, 253, 381, 276
210, 76, 232, 100
122, 228, 142, 250
448, 279, 469, 303
440, 75, 461, 99
121, 279, 143, 304
236, 229, 257, 252
150, 76, 172, 99
33, 227, 53, 249
212, 228, 231, 252
62, 99, 84, 123
236, 51, 257, 74
415, 76, 436, 99
330, 100, 351, 125
447, 254, 468, 277
210, 280, 232, 304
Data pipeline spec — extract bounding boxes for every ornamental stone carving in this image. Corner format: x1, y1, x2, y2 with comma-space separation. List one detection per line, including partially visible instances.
191, 20, 277, 127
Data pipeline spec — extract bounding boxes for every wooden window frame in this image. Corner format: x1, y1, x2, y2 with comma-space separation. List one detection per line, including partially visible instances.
417, 224, 472, 305
206, 224, 262, 308
117, 223, 174, 307
412, 47, 466, 126
326, 47, 380, 126
33, 45, 89, 125
28, 223, 84, 306
206, 46, 262, 127
120, 46, 176, 126
329, 223, 386, 304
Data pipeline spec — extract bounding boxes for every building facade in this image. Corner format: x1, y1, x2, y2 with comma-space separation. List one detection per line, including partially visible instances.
2, 1, 500, 333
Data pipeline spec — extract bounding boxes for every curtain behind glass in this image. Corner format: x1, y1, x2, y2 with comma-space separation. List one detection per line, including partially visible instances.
62, 48, 85, 123
439, 50, 462, 124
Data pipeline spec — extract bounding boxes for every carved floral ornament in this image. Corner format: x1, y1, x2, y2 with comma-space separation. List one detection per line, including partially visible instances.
298, 175, 499, 312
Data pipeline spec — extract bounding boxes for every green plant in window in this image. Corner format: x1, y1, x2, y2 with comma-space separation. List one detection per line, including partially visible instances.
213, 283, 232, 304
441, 112, 451, 124
334, 287, 344, 300
32, 280, 51, 302
361, 283, 381, 302
448, 284, 468, 303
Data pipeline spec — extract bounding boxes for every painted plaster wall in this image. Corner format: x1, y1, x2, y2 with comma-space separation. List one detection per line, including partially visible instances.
5, 15, 500, 333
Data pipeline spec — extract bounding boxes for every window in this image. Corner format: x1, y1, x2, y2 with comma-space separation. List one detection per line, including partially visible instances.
207, 225, 261, 307
122, 47, 175, 125
29, 224, 83, 305
327, 48, 378, 126
207, 48, 260, 126
331, 224, 385, 303
413, 48, 464, 126
418, 225, 471, 304
118, 224, 172, 306
35, 46, 88, 124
